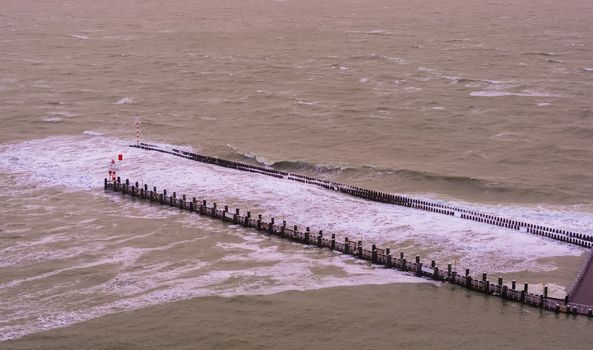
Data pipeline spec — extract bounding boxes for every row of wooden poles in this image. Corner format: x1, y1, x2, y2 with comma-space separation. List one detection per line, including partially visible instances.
130, 143, 593, 247
460, 214, 593, 248
105, 177, 593, 316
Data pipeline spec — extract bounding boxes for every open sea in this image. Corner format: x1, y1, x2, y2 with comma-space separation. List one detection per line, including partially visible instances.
1, 0, 592, 348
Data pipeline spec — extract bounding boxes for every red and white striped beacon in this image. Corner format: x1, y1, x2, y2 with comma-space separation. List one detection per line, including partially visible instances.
135, 114, 141, 146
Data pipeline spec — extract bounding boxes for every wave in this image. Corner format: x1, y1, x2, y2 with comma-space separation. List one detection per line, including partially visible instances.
223, 144, 533, 195
444, 77, 505, 85
225, 144, 355, 174
346, 29, 393, 36
524, 52, 557, 57
348, 54, 407, 64
470, 90, 559, 97
442, 38, 470, 43
330, 63, 350, 71
416, 67, 507, 87
390, 168, 525, 194
83, 130, 104, 136
39, 117, 64, 123
225, 144, 275, 167
273, 160, 352, 174
71, 34, 89, 40
557, 126, 593, 139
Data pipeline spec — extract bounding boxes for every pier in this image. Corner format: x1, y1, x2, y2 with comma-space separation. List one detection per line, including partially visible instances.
105, 177, 593, 316
130, 142, 593, 249
568, 249, 593, 316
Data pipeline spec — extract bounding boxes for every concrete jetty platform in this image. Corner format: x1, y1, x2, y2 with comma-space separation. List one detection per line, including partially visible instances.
567, 249, 593, 316
105, 177, 593, 316
130, 143, 593, 249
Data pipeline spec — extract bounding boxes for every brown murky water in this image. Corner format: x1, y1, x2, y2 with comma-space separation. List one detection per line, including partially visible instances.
1, 0, 592, 348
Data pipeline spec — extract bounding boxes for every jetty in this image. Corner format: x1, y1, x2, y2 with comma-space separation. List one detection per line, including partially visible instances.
130, 142, 593, 248
105, 177, 593, 316
567, 249, 593, 314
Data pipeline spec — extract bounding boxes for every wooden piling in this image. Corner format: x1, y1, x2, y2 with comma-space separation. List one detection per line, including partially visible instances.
106, 178, 588, 317
131, 144, 588, 249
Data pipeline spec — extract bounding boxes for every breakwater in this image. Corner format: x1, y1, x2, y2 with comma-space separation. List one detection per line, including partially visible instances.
130, 143, 593, 248
105, 177, 593, 316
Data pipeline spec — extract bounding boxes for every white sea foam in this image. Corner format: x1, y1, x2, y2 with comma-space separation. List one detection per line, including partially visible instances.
0, 215, 422, 341
330, 64, 350, 73
83, 130, 104, 136
348, 29, 392, 36
482, 79, 505, 84
49, 111, 76, 117
41, 117, 63, 123
1, 253, 420, 341
296, 99, 317, 106
0, 135, 587, 271
470, 90, 559, 97
115, 97, 134, 104
418, 66, 437, 73
490, 131, 524, 142
405, 87, 422, 92
0, 135, 590, 340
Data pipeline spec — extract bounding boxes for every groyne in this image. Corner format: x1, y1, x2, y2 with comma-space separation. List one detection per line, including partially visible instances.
105, 177, 593, 316
130, 143, 593, 248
